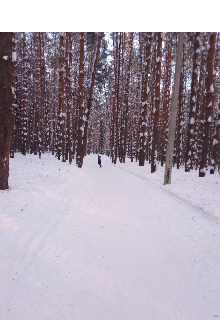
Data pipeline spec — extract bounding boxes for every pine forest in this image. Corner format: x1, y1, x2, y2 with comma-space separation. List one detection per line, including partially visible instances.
1, 32, 220, 190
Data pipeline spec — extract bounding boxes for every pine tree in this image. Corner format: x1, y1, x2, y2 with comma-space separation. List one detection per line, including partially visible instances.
151, 32, 162, 173
160, 32, 172, 166
199, 33, 216, 177
185, 32, 200, 172
10, 32, 17, 159
83, 32, 103, 157
0, 32, 13, 190
139, 32, 152, 166
76, 32, 85, 168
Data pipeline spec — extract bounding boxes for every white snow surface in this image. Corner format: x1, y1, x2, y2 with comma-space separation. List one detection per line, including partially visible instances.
0, 153, 220, 320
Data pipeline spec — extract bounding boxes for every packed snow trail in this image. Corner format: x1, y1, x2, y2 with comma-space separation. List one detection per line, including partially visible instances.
0, 154, 220, 320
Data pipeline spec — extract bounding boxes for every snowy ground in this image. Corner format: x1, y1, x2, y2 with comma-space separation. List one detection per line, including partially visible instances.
0, 153, 220, 320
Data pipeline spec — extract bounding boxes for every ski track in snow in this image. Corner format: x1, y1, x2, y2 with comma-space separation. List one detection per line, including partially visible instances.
115, 163, 220, 227
0, 153, 220, 320
0, 170, 88, 306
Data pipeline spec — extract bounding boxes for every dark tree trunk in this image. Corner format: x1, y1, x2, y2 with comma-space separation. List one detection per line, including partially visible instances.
76, 32, 85, 168
185, 32, 200, 172
139, 32, 152, 166
0, 32, 13, 190
195, 35, 206, 170
59, 34, 66, 162
111, 32, 118, 164
151, 32, 162, 173
199, 33, 216, 177
83, 32, 103, 157
124, 32, 133, 163
10, 33, 16, 158
115, 32, 121, 164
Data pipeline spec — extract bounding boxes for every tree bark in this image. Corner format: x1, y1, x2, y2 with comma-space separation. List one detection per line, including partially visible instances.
111, 32, 118, 164
199, 33, 216, 177
76, 32, 85, 168
59, 34, 66, 162
83, 32, 103, 156
124, 32, 133, 163
185, 32, 200, 172
10, 33, 16, 158
0, 32, 13, 190
164, 32, 184, 185
115, 32, 121, 164
151, 32, 162, 173
139, 32, 152, 166
160, 33, 172, 167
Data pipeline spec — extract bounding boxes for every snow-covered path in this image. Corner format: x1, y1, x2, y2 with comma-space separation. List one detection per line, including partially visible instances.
0, 153, 220, 320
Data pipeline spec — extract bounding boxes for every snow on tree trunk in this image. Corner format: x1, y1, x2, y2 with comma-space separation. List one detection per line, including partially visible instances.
185, 32, 200, 172
199, 33, 216, 177
83, 32, 103, 157
76, 32, 85, 168
139, 32, 152, 166
124, 33, 134, 163
0, 32, 13, 190
210, 34, 219, 174
151, 32, 162, 173
10, 32, 16, 159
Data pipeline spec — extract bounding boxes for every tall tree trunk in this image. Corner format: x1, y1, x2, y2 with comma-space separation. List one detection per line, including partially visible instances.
139, 32, 152, 166
34, 33, 40, 156
67, 32, 73, 164
164, 32, 184, 185
119, 32, 125, 163
160, 32, 172, 166
111, 32, 118, 164
59, 34, 66, 162
83, 32, 103, 156
76, 32, 85, 168
21, 32, 28, 156
0, 32, 13, 190
195, 34, 206, 170
185, 32, 200, 172
65, 32, 70, 162
39, 33, 43, 158
151, 32, 162, 173
175, 40, 185, 169
124, 32, 133, 163
148, 34, 157, 165
115, 32, 121, 164
210, 35, 219, 174
199, 33, 216, 177
10, 33, 16, 158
